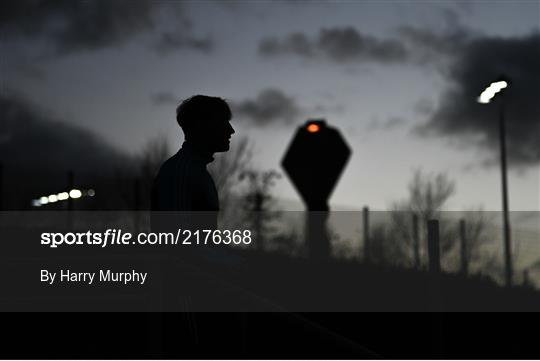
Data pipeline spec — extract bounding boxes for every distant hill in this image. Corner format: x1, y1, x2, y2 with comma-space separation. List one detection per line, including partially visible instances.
0, 93, 132, 175
0, 93, 136, 209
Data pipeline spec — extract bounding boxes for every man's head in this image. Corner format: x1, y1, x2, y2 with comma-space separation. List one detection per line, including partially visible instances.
176, 95, 235, 152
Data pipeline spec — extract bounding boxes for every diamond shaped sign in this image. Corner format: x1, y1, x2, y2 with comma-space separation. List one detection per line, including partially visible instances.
281, 119, 351, 210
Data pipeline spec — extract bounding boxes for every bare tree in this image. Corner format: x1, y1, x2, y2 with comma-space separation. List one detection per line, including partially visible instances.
389, 169, 456, 267
270, 226, 303, 256
386, 170, 495, 276
460, 206, 493, 271
137, 134, 171, 209
406, 168, 456, 220
368, 223, 410, 267
208, 136, 252, 214
238, 169, 281, 250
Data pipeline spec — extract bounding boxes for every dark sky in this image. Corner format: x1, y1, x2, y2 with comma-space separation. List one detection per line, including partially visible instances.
1, 0, 539, 211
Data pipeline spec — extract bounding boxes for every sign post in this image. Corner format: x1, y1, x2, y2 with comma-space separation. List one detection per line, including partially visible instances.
281, 119, 351, 259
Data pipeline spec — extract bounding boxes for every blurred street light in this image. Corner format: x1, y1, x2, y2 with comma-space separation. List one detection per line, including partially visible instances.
32, 188, 95, 207
477, 80, 508, 104
58, 192, 69, 201
69, 189, 82, 199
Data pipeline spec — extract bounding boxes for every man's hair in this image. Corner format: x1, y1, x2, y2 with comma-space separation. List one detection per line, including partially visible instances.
176, 95, 231, 137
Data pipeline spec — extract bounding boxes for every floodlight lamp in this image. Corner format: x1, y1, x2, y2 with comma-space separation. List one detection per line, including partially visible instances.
69, 189, 82, 199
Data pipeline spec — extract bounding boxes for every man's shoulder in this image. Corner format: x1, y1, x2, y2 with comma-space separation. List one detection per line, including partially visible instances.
156, 150, 208, 180
155, 152, 179, 177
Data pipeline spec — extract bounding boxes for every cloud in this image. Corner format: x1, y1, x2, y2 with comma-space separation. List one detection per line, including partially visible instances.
390, 5, 539, 168
314, 102, 345, 115
150, 91, 178, 105
397, 25, 472, 65
259, 26, 408, 63
260, 32, 314, 58
0, 0, 212, 55
231, 88, 302, 126
154, 32, 213, 54
1, 0, 155, 54
258, 8, 471, 66
393, 5, 479, 68
0, 92, 130, 175
416, 32, 540, 168
366, 116, 407, 132
258, 8, 538, 167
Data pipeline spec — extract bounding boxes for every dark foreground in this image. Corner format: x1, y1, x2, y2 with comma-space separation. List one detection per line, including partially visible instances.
3, 312, 539, 359
3, 249, 540, 358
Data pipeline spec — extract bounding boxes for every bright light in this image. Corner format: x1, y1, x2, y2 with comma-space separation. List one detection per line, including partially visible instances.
69, 189, 82, 199
57, 192, 69, 201
307, 123, 320, 133
492, 80, 508, 90
478, 80, 509, 104
32, 187, 94, 207
478, 94, 491, 104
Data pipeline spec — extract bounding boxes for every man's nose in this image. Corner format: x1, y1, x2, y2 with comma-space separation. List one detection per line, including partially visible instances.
229, 123, 235, 135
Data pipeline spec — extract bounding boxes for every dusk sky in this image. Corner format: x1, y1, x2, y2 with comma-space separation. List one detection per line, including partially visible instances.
2, 0, 539, 211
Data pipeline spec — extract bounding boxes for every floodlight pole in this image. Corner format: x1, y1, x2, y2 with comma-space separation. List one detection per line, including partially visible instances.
498, 97, 513, 287
67, 170, 74, 211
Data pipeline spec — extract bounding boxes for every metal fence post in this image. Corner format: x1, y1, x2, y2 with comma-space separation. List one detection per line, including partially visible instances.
363, 206, 370, 262
412, 213, 420, 268
427, 219, 440, 273
459, 219, 468, 275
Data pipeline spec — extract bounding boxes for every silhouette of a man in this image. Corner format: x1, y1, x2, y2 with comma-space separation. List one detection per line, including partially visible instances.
151, 95, 235, 214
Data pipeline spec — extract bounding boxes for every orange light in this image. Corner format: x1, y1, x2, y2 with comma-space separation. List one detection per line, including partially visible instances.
307, 123, 320, 133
